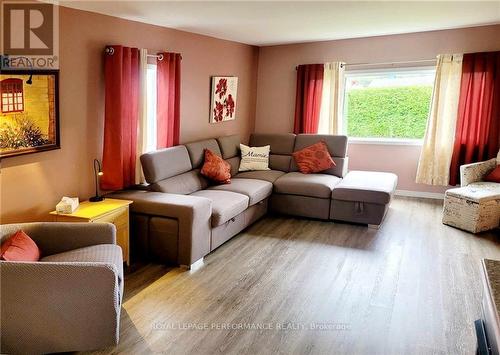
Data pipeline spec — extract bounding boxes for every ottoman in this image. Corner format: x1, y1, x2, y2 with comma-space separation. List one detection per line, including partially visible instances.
442, 182, 500, 233
330, 171, 398, 227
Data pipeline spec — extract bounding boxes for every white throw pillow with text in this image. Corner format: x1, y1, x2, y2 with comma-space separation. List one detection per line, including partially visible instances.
239, 144, 271, 171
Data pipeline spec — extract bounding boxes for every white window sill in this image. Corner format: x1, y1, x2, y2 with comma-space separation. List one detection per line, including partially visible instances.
348, 137, 423, 146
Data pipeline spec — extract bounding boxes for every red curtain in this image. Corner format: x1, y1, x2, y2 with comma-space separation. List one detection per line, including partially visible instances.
157, 52, 181, 148
449, 51, 500, 185
101, 46, 139, 190
293, 64, 324, 134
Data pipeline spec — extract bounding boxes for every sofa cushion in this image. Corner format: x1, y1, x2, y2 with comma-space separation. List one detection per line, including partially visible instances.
217, 134, 240, 159
290, 134, 348, 177
269, 155, 292, 172
41, 244, 124, 288
209, 178, 272, 206
201, 149, 231, 184
332, 170, 398, 205
292, 141, 335, 174
274, 172, 342, 198
293, 134, 348, 157
249, 133, 296, 155
140, 146, 192, 183
235, 170, 285, 183
225, 156, 241, 176
190, 190, 249, 227
150, 169, 208, 195
185, 139, 222, 168
249, 133, 296, 172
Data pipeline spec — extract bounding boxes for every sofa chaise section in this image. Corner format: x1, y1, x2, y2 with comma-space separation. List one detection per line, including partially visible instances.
331, 170, 398, 226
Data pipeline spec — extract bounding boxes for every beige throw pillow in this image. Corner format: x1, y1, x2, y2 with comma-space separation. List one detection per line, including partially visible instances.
239, 144, 271, 172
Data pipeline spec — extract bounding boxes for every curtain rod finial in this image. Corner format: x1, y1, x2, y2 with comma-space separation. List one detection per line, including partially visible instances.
105, 47, 114, 55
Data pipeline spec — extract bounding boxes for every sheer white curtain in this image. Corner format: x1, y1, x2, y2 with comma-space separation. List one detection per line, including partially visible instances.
135, 48, 148, 184
318, 62, 345, 135
416, 54, 463, 185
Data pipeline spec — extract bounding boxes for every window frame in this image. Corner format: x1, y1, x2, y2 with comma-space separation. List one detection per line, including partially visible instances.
342, 66, 436, 146
1, 78, 24, 113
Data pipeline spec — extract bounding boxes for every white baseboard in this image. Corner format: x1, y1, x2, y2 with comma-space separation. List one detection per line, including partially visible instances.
395, 189, 445, 200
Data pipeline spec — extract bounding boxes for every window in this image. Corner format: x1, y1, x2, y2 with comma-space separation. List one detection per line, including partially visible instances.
1, 78, 24, 113
145, 64, 157, 152
343, 68, 435, 141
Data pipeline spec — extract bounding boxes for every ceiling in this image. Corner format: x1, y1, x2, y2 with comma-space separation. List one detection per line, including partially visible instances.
58, 1, 500, 46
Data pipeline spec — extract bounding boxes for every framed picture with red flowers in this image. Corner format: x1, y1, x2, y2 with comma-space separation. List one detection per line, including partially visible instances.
210, 76, 238, 123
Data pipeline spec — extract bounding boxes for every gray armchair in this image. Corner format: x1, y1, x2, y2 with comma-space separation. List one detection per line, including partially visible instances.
0, 222, 123, 354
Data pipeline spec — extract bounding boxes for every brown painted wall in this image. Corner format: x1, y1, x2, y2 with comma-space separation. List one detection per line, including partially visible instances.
0, 6, 259, 223
255, 25, 500, 194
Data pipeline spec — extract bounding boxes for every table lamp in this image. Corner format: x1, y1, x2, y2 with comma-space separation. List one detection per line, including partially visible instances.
89, 159, 104, 202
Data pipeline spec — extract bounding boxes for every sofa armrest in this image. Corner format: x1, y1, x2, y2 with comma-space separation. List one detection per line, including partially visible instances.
0, 261, 120, 353
109, 190, 212, 266
0, 222, 116, 257
460, 158, 497, 187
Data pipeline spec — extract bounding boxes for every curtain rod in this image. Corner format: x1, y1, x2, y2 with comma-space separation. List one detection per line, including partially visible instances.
147, 53, 184, 60
148, 54, 164, 60
343, 58, 436, 68
104, 47, 183, 61
295, 58, 436, 70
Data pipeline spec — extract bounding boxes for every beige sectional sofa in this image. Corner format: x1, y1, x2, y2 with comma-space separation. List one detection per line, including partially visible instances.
110, 133, 397, 268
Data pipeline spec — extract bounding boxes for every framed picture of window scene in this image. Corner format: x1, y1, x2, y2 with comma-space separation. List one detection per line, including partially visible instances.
0, 70, 60, 158
210, 76, 238, 123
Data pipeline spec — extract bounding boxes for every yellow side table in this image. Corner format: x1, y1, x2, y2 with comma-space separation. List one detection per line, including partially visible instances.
50, 198, 133, 266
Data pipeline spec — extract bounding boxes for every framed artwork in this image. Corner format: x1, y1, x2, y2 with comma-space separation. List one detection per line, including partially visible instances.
210, 76, 238, 123
0, 70, 60, 158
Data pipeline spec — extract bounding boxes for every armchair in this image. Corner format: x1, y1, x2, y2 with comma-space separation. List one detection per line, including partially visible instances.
460, 156, 498, 187
0, 222, 123, 354
442, 151, 500, 233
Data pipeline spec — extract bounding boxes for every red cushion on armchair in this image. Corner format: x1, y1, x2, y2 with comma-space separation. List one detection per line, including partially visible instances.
484, 166, 500, 183
0, 230, 41, 261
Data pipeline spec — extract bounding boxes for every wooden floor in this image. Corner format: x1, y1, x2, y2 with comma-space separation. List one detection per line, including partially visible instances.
91, 197, 500, 355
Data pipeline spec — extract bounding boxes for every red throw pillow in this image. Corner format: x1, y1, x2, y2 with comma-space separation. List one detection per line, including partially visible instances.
292, 141, 336, 174
484, 166, 500, 183
200, 149, 231, 184
0, 230, 41, 261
